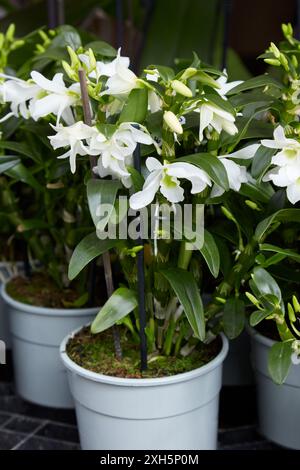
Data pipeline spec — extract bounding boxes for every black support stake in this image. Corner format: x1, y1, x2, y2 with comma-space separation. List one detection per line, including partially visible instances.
221, 0, 232, 70
47, 0, 64, 28
115, 0, 124, 48
133, 141, 148, 371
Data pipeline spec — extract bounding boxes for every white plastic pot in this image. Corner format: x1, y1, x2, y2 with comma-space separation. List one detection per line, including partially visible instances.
61, 329, 228, 450
249, 327, 300, 449
0, 262, 25, 348
1, 282, 98, 409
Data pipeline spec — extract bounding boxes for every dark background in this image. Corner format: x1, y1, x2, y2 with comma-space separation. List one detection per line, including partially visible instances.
0, 0, 299, 77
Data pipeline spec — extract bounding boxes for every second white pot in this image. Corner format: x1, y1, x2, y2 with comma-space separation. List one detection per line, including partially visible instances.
1, 282, 98, 409
61, 329, 228, 450
249, 326, 300, 449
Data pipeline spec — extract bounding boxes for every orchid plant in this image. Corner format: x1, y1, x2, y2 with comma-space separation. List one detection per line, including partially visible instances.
1, 23, 299, 368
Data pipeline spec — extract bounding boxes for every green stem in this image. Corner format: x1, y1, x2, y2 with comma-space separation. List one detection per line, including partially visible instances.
177, 241, 192, 270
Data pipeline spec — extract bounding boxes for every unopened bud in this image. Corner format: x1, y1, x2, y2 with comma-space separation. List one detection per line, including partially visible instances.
292, 55, 298, 68
163, 111, 183, 134
288, 302, 297, 322
270, 42, 280, 59
246, 292, 260, 307
264, 58, 281, 66
6, 24, 15, 42
88, 48, 97, 71
62, 61, 78, 81
221, 206, 236, 222
280, 53, 289, 72
67, 46, 80, 69
171, 80, 193, 97
245, 200, 260, 211
292, 295, 300, 313
181, 67, 197, 80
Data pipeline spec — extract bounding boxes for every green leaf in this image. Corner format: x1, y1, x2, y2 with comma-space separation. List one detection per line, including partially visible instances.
161, 268, 205, 340
227, 75, 282, 95
127, 166, 144, 192
223, 298, 245, 339
199, 230, 220, 278
255, 209, 300, 242
68, 232, 120, 280
85, 41, 117, 58
154, 65, 175, 81
251, 146, 275, 179
268, 341, 292, 385
119, 88, 148, 124
193, 71, 220, 89
251, 267, 282, 302
250, 309, 273, 327
0, 156, 20, 174
5, 163, 42, 191
0, 140, 41, 162
239, 181, 274, 204
87, 179, 121, 231
260, 243, 300, 263
178, 153, 229, 190
91, 288, 138, 334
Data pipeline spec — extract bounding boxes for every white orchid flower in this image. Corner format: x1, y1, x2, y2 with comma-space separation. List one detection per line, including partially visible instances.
48, 121, 98, 173
145, 69, 160, 83
263, 166, 300, 204
211, 144, 259, 197
0, 75, 41, 121
79, 48, 130, 82
29, 71, 80, 124
261, 126, 300, 204
216, 70, 242, 99
130, 157, 211, 209
195, 101, 238, 142
89, 123, 157, 188
262, 125, 300, 168
100, 50, 138, 97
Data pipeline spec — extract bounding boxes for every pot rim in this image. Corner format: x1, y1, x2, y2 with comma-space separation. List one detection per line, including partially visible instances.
246, 324, 275, 348
1, 281, 101, 316
60, 324, 229, 387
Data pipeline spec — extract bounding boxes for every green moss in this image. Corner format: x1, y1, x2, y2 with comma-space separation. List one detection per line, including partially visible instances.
6, 274, 85, 309
67, 327, 221, 379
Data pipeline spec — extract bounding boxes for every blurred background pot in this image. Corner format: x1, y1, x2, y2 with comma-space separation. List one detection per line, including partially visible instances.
249, 326, 300, 449
1, 282, 98, 409
0, 262, 25, 348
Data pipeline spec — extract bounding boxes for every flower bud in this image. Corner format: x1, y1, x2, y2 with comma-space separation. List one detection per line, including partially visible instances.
180, 67, 197, 80
245, 292, 260, 307
6, 24, 15, 42
88, 48, 97, 71
270, 42, 280, 58
67, 46, 80, 69
280, 53, 289, 72
171, 80, 193, 97
264, 58, 280, 66
293, 295, 300, 313
245, 200, 260, 211
163, 111, 183, 134
288, 302, 297, 322
62, 61, 78, 81
292, 55, 298, 68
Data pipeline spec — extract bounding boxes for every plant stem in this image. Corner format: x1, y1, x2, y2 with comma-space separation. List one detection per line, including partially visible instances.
78, 68, 122, 361
177, 240, 192, 270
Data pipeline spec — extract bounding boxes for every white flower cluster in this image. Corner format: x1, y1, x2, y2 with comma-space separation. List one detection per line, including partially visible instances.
262, 126, 300, 204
